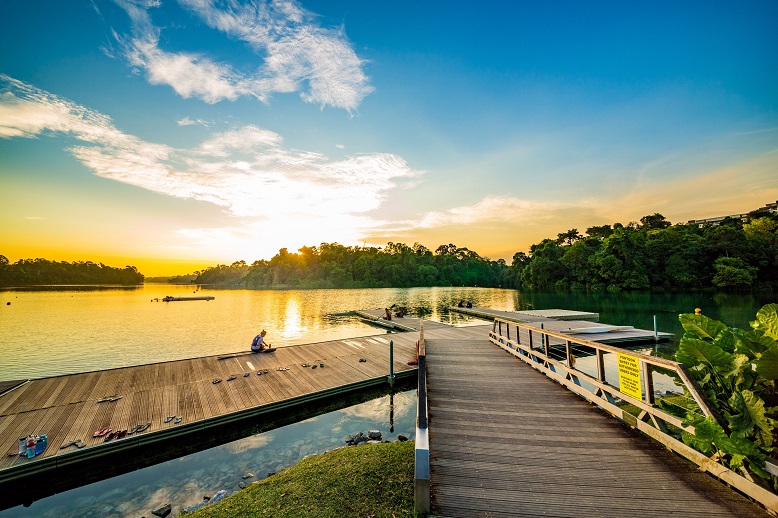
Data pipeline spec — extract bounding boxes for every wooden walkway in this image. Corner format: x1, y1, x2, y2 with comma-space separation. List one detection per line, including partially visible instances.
425, 337, 769, 517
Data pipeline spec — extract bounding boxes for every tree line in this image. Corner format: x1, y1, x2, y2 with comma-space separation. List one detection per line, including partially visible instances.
513, 211, 778, 292
0, 256, 144, 286
193, 209, 777, 293
194, 242, 513, 289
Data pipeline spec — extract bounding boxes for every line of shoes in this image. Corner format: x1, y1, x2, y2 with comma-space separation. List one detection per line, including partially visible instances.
302, 362, 326, 368
97, 395, 122, 403
358, 358, 367, 363
163, 415, 183, 424
212, 369, 270, 384
276, 367, 290, 371
91, 422, 151, 443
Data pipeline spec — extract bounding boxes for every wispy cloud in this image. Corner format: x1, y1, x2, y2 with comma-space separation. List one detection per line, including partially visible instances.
0, 75, 417, 257
111, 0, 372, 111
177, 116, 210, 127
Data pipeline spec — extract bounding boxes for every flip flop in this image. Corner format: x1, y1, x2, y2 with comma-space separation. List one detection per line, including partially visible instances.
212, 378, 222, 384
174, 416, 182, 424
127, 425, 141, 435
256, 371, 263, 376
74, 440, 86, 448
164, 416, 175, 423
115, 430, 127, 440
301, 363, 310, 367
226, 375, 237, 381
60, 440, 78, 449
358, 358, 366, 362
135, 423, 151, 433
311, 365, 317, 369
104, 431, 118, 442
320, 363, 325, 368
93, 428, 112, 438
243, 372, 250, 377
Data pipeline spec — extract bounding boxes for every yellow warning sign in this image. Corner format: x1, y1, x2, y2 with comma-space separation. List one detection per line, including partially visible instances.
617, 353, 642, 400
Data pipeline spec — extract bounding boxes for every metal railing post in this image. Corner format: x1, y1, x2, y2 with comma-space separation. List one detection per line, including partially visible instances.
415, 320, 430, 513
388, 340, 395, 387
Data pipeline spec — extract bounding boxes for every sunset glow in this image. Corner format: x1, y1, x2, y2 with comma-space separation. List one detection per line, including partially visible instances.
1, 1, 776, 276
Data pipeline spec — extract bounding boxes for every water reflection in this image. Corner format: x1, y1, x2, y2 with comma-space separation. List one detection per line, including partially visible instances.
2, 390, 416, 518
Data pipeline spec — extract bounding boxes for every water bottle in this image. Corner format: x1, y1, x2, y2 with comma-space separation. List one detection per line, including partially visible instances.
26, 437, 36, 459
18, 437, 26, 455
35, 434, 47, 455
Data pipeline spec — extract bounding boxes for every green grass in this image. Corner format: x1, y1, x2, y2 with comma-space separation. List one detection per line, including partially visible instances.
189, 441, 418, 518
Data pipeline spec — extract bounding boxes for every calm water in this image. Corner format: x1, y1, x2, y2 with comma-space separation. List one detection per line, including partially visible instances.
0, 285, 515, 381
0, 285, 773, 381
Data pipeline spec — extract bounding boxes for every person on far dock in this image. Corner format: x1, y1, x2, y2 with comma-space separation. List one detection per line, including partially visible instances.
384, 308, 392, 320
251, 330, 276, 353
457, 300, 464, 307
466, 301, 473, 308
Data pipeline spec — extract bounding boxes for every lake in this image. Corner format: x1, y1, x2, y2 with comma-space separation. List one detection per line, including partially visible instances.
0, 285, 773, 381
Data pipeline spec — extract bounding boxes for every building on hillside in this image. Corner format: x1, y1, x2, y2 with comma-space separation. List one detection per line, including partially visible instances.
687, 200, 778, 227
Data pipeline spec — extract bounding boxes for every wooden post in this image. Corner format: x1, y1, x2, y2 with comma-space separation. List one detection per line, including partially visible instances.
642, 360, 654, 405
566, 340, 573, 368
596, 349, 605, 383
516, 325, 521, 345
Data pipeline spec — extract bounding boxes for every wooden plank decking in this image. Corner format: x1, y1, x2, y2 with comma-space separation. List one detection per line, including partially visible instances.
0, 332, 418, 480
425, 337, 769, 517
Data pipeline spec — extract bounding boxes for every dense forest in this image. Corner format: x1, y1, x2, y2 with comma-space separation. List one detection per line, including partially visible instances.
0, 256, 144, 286
193, 208, 778, 293
194, 242, 513, 289
514, 211, 778, 292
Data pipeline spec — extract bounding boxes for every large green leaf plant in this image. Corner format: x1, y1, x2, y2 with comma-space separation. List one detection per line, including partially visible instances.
675, 304, 778, 483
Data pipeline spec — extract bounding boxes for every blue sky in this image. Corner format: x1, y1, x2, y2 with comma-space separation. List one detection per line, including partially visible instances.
1, 0, 776, 275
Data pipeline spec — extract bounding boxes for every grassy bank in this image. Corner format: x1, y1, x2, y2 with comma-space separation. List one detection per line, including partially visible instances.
189, 441, 417, 518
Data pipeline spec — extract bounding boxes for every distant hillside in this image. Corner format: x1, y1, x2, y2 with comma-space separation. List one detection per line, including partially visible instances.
145, 274, 197, 284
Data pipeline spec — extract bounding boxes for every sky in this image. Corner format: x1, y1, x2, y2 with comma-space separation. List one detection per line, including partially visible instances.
1, 0, 777, 276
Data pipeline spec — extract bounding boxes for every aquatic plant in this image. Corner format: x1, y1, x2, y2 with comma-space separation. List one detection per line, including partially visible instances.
674, 304, 778, 482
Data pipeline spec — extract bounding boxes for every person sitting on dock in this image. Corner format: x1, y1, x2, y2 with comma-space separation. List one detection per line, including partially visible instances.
384, 308, 392, 320
457, 300, 464, 307
251, 330, 275, 353
466, 301, 473, 308
394, 307, 405, 318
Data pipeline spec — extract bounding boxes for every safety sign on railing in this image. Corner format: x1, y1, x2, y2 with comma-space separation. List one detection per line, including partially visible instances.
617, 353, 642, 400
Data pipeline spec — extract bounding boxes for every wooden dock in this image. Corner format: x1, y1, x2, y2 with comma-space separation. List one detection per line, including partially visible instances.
0, 330, 420, 508
425, 336, 769, 517
452, 306, 674, 343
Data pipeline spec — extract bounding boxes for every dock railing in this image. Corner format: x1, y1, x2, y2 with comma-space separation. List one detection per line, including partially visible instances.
414, 319, 430, 514
489, 317, 778, 512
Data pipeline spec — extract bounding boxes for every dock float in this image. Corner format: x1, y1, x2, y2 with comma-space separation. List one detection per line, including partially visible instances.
159, 295, 215, 302
0, 331, 421, 509
452, 306, 672, 344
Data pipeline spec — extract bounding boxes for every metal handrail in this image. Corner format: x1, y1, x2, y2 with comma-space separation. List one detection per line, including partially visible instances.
489, 317, 778, 512
414, 319, 430, 513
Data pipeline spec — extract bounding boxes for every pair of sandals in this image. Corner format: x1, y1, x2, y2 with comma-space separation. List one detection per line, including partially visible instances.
60, 440, 86, 450
104, 430, 127, 442
311, 363, 324, 369
93, 427, 112, 438
128, 422, 151, 434
163, 416, 183, 424
97, 395, 122, 403
358, 358, 367, 363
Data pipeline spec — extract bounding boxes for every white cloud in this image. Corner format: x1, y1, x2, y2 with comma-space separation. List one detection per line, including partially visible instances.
177, 116, 210, 127
335, 144, 345, 149
413, 195, 573, 228
0, 75, 418, 257
112, 0, 372, 111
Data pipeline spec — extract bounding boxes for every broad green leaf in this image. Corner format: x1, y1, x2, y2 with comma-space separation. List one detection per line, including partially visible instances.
677, 336, 735, 370
713, 329, 738, 353
724, 354, 752, 390
685, 416, 727, 456
658, 398, 690, 419
729, 453, 747, 471
680, 313, 727, 340
754, 304, 778, 340
728, 390, 773, 447
755, 348, 778, 381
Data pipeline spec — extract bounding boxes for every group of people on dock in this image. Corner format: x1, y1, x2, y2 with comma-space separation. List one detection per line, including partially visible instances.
457, 300, 473, 308
384, 305, 405, 320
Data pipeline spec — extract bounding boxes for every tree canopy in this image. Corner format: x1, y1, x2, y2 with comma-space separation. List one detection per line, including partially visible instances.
0, 258, 144, 286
